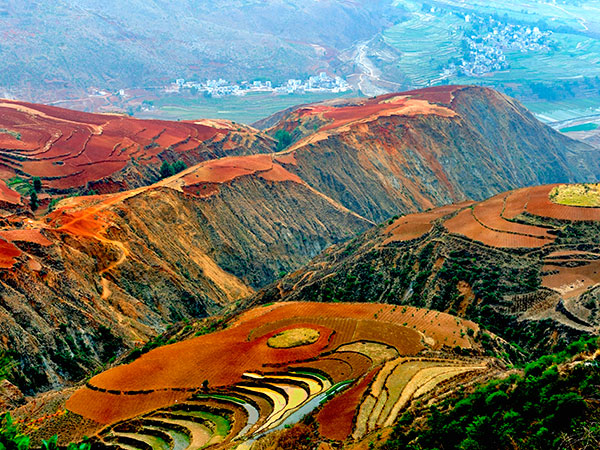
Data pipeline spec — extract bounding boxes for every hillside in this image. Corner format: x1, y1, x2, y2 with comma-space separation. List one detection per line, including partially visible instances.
0, 85, 598, 396
251, 183, 600, 356
14, 301, 508, 449
0, 100, 274, 195
0, 0, 403, 104
0, 154, 370, 394
264, 85, 600, 223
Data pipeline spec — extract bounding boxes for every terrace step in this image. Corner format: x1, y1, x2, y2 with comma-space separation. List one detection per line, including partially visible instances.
143, 417, 212, 449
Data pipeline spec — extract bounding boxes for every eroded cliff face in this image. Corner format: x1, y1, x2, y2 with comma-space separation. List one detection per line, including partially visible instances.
269, 86, 599, 223
0, 163, 370, 393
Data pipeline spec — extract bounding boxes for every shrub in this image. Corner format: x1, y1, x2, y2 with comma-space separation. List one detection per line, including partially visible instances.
0, 413, 29, 450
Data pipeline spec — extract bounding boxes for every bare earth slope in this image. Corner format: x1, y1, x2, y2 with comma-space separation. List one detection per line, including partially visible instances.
266, 86, 600, 222
0, 99, 274, 193
0, 156, 370, 393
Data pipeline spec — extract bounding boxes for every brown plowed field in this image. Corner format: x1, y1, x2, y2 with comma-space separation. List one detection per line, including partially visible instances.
382, 202, 473, 244
444, 208, 549, 248
542, 260, 600, 299
508, 184, 600, 221
472, 193, 553, 239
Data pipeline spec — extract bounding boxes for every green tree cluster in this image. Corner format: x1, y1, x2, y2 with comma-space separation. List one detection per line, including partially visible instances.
383, 336, 600, 450
274, 129, 292, 151
159, 160, 187, 179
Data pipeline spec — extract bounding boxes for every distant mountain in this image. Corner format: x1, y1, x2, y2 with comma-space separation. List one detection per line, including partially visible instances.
0, 0, 403, 102
0, 85, 598, 394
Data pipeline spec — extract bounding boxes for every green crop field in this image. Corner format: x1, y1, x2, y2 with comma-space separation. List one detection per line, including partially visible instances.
559, 122, 599, 133
383, 12, 465, 86
136, 91, 355, 125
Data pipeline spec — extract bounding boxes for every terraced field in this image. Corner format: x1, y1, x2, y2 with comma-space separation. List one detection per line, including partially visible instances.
62, 302, 492, 448
0, 100, 273, 193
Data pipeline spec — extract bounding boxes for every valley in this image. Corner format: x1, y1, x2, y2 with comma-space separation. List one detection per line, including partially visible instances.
0, 85, 598, 450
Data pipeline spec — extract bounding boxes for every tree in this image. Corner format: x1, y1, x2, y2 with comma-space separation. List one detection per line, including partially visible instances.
32, 177, 42, 192
29, 191, 38, 211
274, 129, 292, 151
159, 161, 175, 179
173, 160, 187, 173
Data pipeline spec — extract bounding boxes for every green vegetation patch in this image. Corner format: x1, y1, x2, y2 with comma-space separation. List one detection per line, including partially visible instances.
267, 328, 321, 349
0, 128, 21, 140
559, 122, 599, 133
384, 336, 600, 450
550, 183, 600, 207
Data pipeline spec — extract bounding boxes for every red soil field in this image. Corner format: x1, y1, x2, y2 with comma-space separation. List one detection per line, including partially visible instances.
0, 100, 264, 191
66, 302, 477, 424
0, 180, 21, 205
181, 154, 303, 189
523, 185, 600, 221
66, 389, 192, 426
472, 193, 553, 239
0, 229, 52, 246
444, 208, 550, 249
502, 188, 532, 220
317, 97, 456, 133
383, 202, 473, 244
542, 260, 600, 299
317, 368, 378, 441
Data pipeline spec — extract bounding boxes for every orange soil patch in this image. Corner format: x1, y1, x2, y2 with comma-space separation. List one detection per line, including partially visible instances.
66, 389, 192, 425
273, 152, 297, 166
473, 193, 553, 239
444, 207, 550, 248
0, 229, 52, 246
317, 97, 456, 133
508, 184, 600, 222
0, 180, 21, 205
67, 302, 477, 425
181, 154, 302, 188
0, 238, 22, 268
542, 260, 600, 299
383, 202, 473, 244
317, 369, 378, 441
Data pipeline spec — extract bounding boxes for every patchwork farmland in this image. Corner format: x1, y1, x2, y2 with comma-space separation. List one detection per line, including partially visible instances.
57, 302, 499, 449
0, 100, 274, 193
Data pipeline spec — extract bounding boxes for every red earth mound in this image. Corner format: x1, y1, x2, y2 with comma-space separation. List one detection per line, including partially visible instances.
295, 91, 458, 135
181, 154, 304, 195
0, 100, 267, 191
66, 302, 477, 424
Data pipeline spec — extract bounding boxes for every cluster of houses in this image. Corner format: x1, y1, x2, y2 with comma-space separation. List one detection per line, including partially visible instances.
168, 72, 351, 97
445, 15, 553, 77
